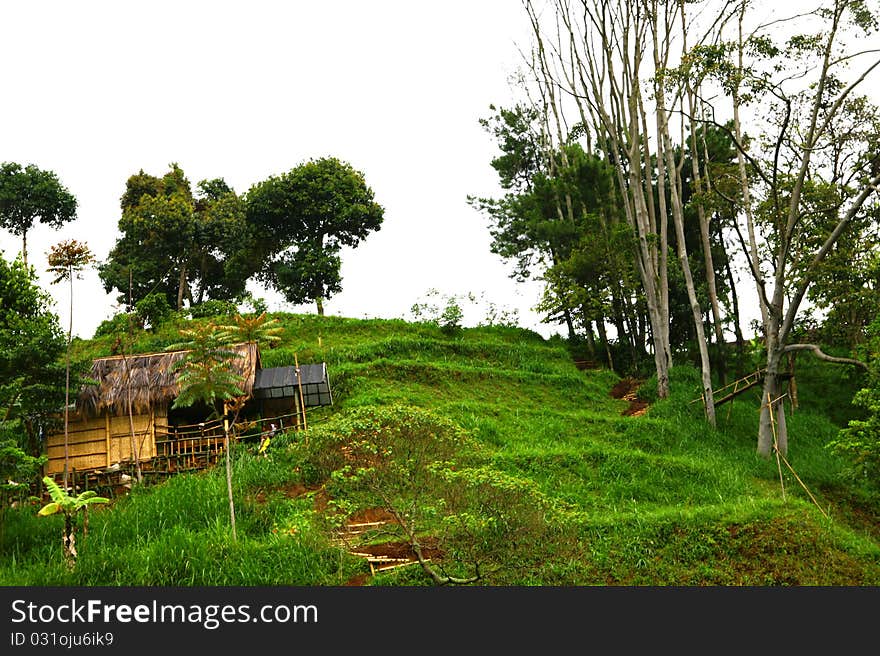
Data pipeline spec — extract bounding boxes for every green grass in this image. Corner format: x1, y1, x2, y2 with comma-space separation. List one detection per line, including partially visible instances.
3, 312, 878, 586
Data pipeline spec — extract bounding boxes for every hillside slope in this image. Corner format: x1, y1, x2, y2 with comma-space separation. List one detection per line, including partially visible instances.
2, 313, 878, 586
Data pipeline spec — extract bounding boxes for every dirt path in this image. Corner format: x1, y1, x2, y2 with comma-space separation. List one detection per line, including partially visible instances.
610, 377, 650, 417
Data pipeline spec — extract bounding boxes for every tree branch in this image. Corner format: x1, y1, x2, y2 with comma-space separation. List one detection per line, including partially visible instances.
780, 172, 880, 340
781, 343, 867, 369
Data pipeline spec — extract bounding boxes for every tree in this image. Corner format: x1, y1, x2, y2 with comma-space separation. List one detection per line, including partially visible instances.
246, 157, 385, 315
471, 103, 643, 364
46, 240, 94, 488
519, 0, 736, 410
520, 0, 676, 397
0, 427, 46, 546
699, 0, 880, 457
0, 162, 77, 267
517, 0, 879, 445
809, 222, 879, 348
38, 475, 108, 568
0, 253, 67, 454
100, 165, 251, 312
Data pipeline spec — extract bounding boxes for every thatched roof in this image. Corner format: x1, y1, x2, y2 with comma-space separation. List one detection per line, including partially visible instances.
77, 342, 261, 416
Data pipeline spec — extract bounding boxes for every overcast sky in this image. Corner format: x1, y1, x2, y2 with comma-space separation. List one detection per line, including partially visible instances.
0, 1, 543, 339
1, 2, 877, 342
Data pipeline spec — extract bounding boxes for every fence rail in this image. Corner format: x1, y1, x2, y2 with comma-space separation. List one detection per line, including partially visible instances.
42, 407, 317, 498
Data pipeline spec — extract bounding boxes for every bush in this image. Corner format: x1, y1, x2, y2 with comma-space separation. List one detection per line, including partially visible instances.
136, 292, 173, 329
827, 318, 880, 482
297, 404, 557, 583
188, 299, 238, 319
93, 312, 138, 338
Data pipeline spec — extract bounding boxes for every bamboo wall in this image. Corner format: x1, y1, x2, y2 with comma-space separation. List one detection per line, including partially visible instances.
45, 409, 162, 476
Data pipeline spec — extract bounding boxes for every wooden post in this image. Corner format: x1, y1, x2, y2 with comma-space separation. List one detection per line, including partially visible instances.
150, 408, 156, 460
105, 412, 111, 468
295, 354, 308, 433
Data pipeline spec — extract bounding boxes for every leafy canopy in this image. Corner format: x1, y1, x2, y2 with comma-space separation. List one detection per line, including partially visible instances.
246, 157, 384, 310
0, 253, 66, 436
0, 162, 77, 237
100, 164, 251, 311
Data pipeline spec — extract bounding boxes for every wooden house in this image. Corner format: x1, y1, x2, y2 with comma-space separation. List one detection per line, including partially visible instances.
43, 343, 332, 478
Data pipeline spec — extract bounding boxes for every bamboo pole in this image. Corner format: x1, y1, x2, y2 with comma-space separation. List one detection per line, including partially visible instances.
295, 353, 308, 436
767, 391, 786, 502
104, 412, 111, 467
767, 391, 830, 519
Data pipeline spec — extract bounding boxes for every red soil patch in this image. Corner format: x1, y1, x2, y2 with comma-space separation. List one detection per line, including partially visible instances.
347, 507, 398, 525
344, 573, 371, 586
354, 538, 443, 561
610, 377, 650, 417
343, 538, 443, 586
251, 482, 321, 504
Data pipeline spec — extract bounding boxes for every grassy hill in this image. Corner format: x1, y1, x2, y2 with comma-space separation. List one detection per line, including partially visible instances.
1, 312, 878, 586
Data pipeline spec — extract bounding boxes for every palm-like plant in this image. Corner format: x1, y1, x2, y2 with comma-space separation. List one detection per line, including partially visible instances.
218, 312, 283, 348
38, 475, 108, 568
47, 239, 94, 489
167, 321, 245, 540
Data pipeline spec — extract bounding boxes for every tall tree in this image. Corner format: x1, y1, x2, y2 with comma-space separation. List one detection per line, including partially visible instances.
100, 165, 250, 311
646, 0, 726, 425
521, 0, 733, 402
246, 157, 385, 315
47, 239, 94, 488
705, 0, 880, 457
522, 0, 675, 398
0, 162, 77, 267
472, 104, 593, 342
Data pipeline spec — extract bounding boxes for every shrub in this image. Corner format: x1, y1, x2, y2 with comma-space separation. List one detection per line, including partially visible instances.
188, 299, 238, 319
828, 318, 880, 482
93, 312, 139, 338
297, 404, 556, 583
136, 292, 173, 329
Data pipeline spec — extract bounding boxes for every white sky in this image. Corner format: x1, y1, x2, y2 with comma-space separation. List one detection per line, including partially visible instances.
1, 1, 877, 342
0, 0, 543, 339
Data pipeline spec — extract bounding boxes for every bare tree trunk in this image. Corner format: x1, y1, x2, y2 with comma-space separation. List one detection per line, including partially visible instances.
595, 316, 614, 370
583, 318, 596, 355
125, 270, 142, 483
651, 0, 715, 425
315, 297, 324, 316
788, 352, 798, 412
724, 254, 746, 376
758, 347, 787, 457
21, 230, 28, 269
63, 272, 72, 489
563, 308, 576, 341
177, 264, 187, 311
63, 513, 77, 569
124, 356, 143, 484
690, 91, 727, 386
223, 402, 237, 542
